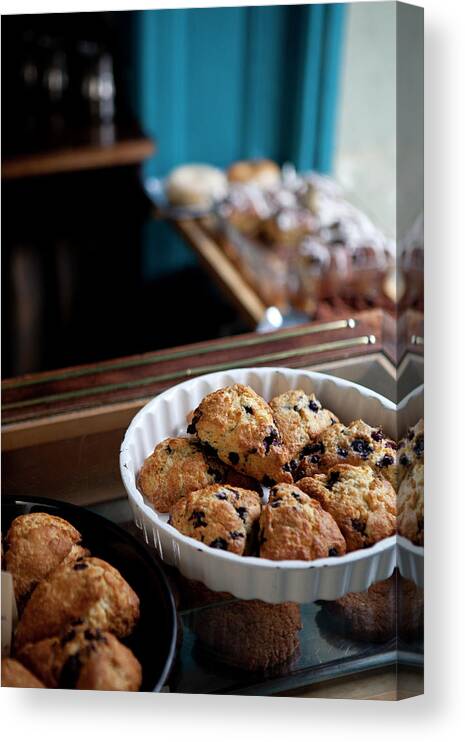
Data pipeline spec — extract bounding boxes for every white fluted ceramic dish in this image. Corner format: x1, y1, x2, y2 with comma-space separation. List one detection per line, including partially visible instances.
120, 367, 398, 604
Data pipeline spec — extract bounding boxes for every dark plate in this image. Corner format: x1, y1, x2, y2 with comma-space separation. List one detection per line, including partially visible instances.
2, 496, 178, 692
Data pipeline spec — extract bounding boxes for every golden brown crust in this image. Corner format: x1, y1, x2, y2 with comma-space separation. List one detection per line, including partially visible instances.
18, 626, 142, 691
189, 384, 293, 486
15, 557, 140, 648
398, 419, 424, 484
294, 419, 398, 489
270, 389, 338, 459
259, 483, 346, 561
1, 658, 45, 688
227, 159, 281, 189
5, 513, 87, 606
169, 484, 261, 555
299, 464, 396, 551
138, 436, 260, 512
397, 462, 424, 545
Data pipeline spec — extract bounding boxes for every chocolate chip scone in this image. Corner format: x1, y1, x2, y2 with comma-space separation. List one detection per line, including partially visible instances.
5, 513, 89, 607
269, 389, 338, 460
397, 462, 424, 546
259, 483, 346, 560
187, 384, 293, 486
18, 625, 142, 691
15, 557, 140, 648
169, 484, 262, 554
299, 464, 396, 551
138, 436, 260, 512
398, 419, 424, 484
294, 420, 397, 489
1, 658, 45, 688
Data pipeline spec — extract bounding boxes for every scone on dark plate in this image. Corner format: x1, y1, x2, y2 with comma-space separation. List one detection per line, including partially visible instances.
270, 389, 338, 460
169, 484, 261, 555
299, 464, 396, 551
1, 658, 45, 688
398, 419, 424, 484
259, 483, 346, 561
138, 436, 260, 512
18, 625, 142, 691
397, 462, 424, 546
187, 384, 293, 486
4, 512, 89, 607
15, 557, 140, 648
294, 419, 398, 489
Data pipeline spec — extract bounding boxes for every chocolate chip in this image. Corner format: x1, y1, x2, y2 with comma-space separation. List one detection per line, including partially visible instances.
293, 405, 301, 412
326, 471, 340, 489
209, 538, 228, 550
301, 442, 325, 457
189, 510, 208, 528
308, 400, 320, 413
73, 562, 88, 571
59, 653, 82, 689
263, 427, 280, 453
228, 451, 239, 465
328, 547, 338, 557
262, 475, 276, 487
350, 439, 373, 459
399, 454, 410, 467
229, 531, 244, 540
244, 405, 254, 415
371, 429, 385, 442
377, 455, 394, 468
235, 506, 248, 522
330, 417, 338, 425
292, 492, 302, 501
337, 446, 349, 458
414, 435, 424, 457
351, 518, 366, 533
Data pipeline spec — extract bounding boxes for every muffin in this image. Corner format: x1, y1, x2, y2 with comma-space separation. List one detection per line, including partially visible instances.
4, 512, 89, 607
188, 384, 293, 486
1, 658, 45, 688
294, 419, 398, 489
397, 462, 424, 546
398, 419, 424, 484
169, 484, 261, 555
299, 464, 396, 551
179, 577, 302, 671
15, 557, 140, 648
259, 483, 346, 560
270, 389, 338, 460
138, 436, 260, 512
18, 625, 142, 691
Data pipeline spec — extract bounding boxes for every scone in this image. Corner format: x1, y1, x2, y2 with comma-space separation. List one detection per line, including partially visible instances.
18, 625, 142, 691
397, 462, 424, 546
138, 436, 260, 512
398, 419, 424, 484
5, 512, 89, 606
321, 577, 396, 642
165, 164, 228, 207
188, 384, 293, 486
299, 464, 396, 551
259, 483, 346, 560
227, 159, 281, 190
15, 557, 140, 648
1, 658, 45, 688
179, 577, 301, 671
169, 484, 261, 554
294, 420, 398, 489
270, 389, 338, 460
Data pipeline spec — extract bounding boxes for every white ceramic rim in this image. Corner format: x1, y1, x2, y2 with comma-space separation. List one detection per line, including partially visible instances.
120, 367, 397, 572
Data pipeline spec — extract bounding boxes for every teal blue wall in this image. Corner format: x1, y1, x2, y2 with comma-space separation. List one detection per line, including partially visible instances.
129, 4, 346, 280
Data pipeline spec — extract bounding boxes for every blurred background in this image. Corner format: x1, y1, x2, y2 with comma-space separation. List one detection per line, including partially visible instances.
1, 3, 423, 377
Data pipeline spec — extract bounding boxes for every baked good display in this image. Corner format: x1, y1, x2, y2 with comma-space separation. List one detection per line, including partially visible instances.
293, 419, 398, 489
227, 159, 281, 190
4, 512, 89, 607
17, 625, 142, 691
397, 462, 424, 546
169, 484, 261, 555
1, 657, 45, 688
259, 483, 346, 561
15, 556, 140, 648
270, 389, 338, 460
298, 464, 396, 551
398, 418, 424, 484
320, 577, 396, 642
165, 163, 228, 208
187, 383, 293, 486
138, 435, 260, 512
